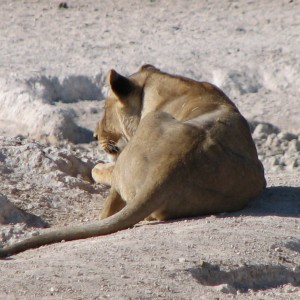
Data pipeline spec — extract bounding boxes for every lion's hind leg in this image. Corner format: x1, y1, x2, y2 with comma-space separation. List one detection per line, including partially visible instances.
100, 188, 126, 220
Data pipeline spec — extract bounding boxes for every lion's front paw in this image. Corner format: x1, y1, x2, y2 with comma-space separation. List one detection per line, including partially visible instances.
91, 162, 115, 186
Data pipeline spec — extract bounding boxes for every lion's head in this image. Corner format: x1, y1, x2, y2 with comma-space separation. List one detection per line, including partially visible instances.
94, 65, 157, 158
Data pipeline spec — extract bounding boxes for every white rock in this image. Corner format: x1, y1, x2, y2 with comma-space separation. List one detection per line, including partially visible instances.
287, 140, 300, 152
215, 283, 237, 294
277, 132, 297, 141
253, 123, 279, 139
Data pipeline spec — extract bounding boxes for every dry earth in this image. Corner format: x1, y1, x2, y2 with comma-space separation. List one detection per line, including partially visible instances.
0, 0, 299, 299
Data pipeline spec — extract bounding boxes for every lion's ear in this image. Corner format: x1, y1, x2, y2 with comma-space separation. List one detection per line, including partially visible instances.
140, 64, 157, 71
108, 69, 133, 100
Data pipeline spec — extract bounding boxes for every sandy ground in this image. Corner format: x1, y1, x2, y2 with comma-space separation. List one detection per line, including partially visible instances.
0, 0, 300, 299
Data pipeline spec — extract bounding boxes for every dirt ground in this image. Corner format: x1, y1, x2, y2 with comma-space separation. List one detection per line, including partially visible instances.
0, 0, 300, 299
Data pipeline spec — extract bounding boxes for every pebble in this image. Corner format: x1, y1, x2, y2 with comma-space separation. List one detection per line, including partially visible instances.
252, 122, 279, 139
277, 132, 297, 141
215, 283, 237, 294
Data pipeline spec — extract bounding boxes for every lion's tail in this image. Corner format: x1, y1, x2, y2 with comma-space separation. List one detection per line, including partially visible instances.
0, 188, 161, 258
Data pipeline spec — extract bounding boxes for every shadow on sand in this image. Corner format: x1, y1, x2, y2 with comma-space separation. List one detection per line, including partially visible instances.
227, 186, 300, 217
188, 261, 300, 292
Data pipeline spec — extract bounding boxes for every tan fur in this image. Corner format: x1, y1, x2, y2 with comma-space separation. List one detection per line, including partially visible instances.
92, 162, 114, 186
0, 65, 265, 257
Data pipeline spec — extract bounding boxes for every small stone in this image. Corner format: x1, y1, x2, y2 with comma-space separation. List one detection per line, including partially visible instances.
58, 2, 68, 9
271, 136, 281, 147
277, 132, 297, 141
287, 140, 300, 152
286, 158, 298, 170
198, 260, 211, 268
269, 156, 279, 166
253, 123, 279, 139
30, 231, 40, 237
215, 284, 237, 294
49, 287, 58, 294
265, 134, 275, 146
253, 124, 267, 139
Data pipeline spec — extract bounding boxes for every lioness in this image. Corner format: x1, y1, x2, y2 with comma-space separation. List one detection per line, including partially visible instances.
0, 65, 266, 257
